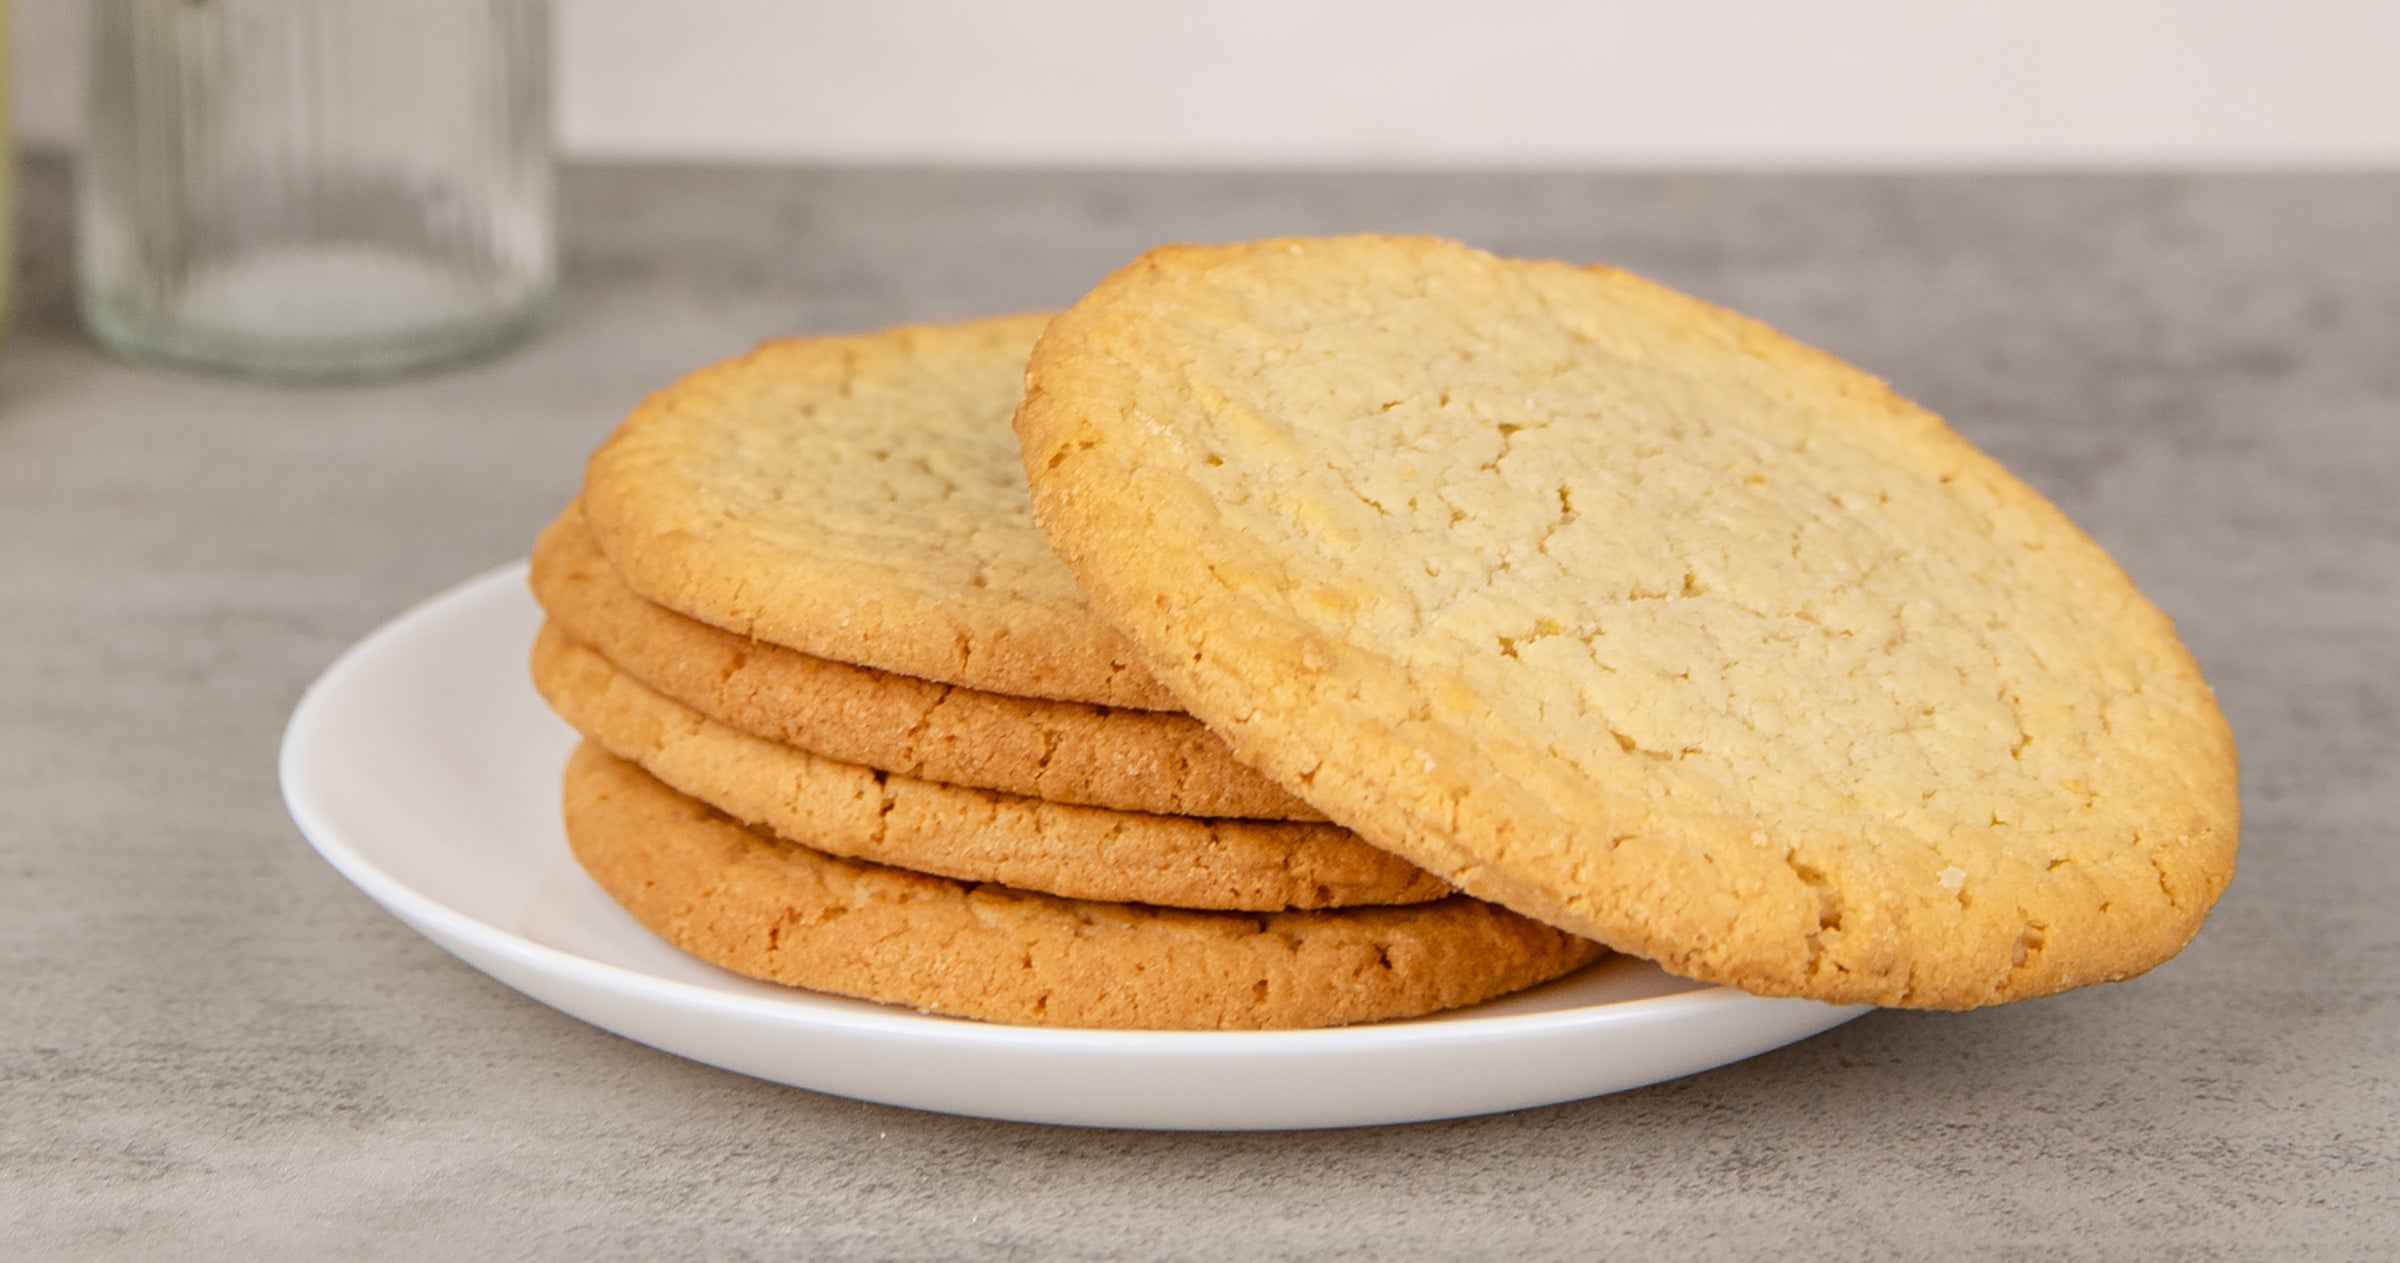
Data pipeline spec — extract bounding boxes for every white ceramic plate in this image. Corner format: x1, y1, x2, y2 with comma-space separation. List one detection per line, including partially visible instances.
279, 563, 1869, 1130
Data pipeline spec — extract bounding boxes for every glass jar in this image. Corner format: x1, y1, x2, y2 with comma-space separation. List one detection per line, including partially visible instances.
78, 0, 553, 380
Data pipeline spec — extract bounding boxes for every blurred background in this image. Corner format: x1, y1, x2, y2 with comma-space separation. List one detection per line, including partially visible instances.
17, 0, 2400, 168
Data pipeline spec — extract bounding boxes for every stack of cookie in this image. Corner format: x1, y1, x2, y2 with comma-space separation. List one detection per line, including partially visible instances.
538, 236, 2239, 1027
530, 315, 1603, 1030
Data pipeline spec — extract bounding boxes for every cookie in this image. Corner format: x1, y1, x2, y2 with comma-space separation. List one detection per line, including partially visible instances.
530, 504, 1319, 821
563, 743, 1605, 1029
1015, 234, 2239, 1009
533, 623, 1447, 911
580, 315, 1178, 709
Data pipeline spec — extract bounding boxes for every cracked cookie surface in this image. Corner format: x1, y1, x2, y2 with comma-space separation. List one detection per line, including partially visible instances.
563, 743, 1604, 1029
1016, 234, 2239, 1009
534, 623, 1446, 910
581, 315, 1178, 708
531, 503, 1319, 820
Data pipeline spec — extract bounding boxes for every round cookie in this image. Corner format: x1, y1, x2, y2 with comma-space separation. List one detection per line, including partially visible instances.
581, 314, 1178, 709
1015, 234, 2239, 1010
530, 504, 1320, 821
564, 743, 1606, 1030
532, 624, 1447, 911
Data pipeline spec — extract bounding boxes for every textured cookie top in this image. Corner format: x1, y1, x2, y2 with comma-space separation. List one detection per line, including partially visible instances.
1017, 235, 2240, 1009
582, 315, 1178, 708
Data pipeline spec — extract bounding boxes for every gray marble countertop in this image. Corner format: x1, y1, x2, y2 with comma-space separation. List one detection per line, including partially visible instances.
5, 155, 2394, 1260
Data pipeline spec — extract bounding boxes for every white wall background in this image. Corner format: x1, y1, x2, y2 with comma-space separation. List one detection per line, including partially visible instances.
19, 0, 2400, 166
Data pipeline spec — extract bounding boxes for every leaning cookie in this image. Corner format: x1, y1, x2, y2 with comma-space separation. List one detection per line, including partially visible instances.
533, 624, 1446, 911
1017, 234, 2238, 1010
530, 504, 1319, 821
564, 743, 1605, 1030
